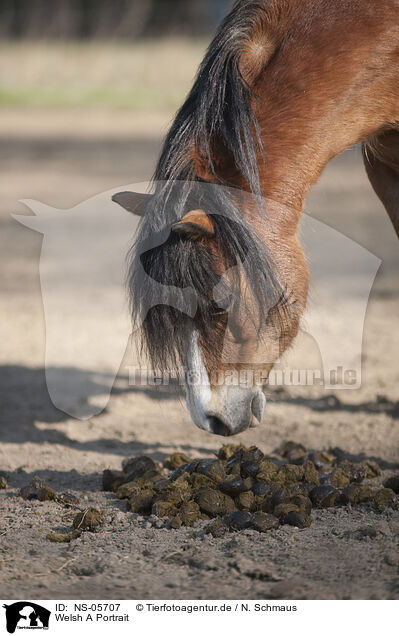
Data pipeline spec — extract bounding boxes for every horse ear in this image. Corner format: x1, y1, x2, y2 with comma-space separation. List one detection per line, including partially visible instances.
112, 191, 150, 216
172, 209, 215, 239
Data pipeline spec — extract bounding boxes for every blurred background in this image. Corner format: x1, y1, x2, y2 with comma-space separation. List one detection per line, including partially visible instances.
0, 0, 232, 111
0, 1, 235, 213
0, 0, 233, 39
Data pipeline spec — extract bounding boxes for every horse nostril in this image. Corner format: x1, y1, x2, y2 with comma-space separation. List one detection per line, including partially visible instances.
207, 416, 232, 437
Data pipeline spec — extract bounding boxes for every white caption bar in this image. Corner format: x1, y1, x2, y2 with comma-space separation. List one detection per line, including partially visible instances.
0, 600, 397, 636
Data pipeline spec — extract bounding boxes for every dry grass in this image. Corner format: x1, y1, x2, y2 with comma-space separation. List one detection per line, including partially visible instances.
0, 39, 207, 110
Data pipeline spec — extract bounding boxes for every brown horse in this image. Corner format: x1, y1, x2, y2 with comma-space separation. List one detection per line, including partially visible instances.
114, 0, 399, 436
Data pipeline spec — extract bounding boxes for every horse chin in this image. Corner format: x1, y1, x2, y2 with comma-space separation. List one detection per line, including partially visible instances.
203, 385, 266, 436
186, 385, 266, 437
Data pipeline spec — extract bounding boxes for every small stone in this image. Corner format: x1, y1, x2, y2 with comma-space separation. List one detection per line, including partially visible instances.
251, 512, 279, 532
111, 511, 125, 525
72, 508, 103, 532
283, 512, 312, 528
226, 511, 253, 531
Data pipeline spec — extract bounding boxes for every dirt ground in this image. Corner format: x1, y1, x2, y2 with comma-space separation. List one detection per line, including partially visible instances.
0, 108, 398, 600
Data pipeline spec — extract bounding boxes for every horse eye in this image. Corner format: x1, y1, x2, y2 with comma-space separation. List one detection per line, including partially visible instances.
211, 306, 228, 316
211, 292, 234, 315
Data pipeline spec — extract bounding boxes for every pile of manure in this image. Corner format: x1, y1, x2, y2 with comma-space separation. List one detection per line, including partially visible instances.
103, 442, 399, 537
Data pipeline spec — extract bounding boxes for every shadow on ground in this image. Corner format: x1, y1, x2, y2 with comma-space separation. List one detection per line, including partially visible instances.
1, 365, 398, 470
269, 386, 399, 418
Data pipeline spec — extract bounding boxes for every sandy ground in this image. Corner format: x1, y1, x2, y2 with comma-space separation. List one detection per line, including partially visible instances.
0, 109, 398, 600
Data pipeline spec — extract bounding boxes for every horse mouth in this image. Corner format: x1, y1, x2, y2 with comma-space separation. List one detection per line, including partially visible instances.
205, 415, 236, 437
187, 381, 267, 437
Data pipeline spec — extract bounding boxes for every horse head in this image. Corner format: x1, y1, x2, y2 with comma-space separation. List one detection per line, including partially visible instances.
114, 181, 307, 436
113, 0, 399, 435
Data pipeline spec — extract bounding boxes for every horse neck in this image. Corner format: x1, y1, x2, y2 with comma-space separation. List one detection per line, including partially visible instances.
250, 1, 399, 221
254, 123, 365, 233
259, 148, 324, 216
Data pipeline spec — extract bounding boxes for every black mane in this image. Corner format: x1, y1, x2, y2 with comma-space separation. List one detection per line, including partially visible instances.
154, 0, 268, 193
129, 1, 287, 370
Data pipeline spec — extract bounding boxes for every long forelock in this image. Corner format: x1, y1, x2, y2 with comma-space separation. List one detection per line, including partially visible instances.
128, 1, 289, 370
129, 185, 288, 371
